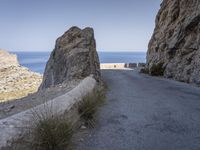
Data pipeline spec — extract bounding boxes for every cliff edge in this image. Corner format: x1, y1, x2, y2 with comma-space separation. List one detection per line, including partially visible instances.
0, 50, 42, 102
147, 0, 200, 85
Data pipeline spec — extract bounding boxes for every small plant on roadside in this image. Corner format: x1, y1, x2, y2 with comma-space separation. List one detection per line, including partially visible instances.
140, 68, 149, 74
78, 86, 106, 128
150, 63, 165, 76
28, 103, 74, 150
31, 114, 73, 150
7, 109, 74, 150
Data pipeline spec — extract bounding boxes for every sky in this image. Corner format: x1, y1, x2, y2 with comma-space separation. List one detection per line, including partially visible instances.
0, 0, 162, 52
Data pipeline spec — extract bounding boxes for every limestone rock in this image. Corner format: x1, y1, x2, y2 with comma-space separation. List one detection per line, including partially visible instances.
146, 0, 200, 85
40, 26, 100, 89
0, 50, 42, 102
0, 50, 19, 69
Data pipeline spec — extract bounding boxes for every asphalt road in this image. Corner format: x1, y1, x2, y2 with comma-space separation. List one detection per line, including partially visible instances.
76, 70, 200, 150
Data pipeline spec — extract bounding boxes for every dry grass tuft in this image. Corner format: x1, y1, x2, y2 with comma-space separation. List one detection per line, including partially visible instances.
32, 115, 73, 150
78, 86, 106, 128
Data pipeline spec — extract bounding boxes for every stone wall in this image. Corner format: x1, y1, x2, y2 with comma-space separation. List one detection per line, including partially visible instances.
100, 63, 145, 69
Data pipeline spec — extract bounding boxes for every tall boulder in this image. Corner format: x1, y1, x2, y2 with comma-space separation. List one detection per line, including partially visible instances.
147, 0, 200, 85
39, 26, 100, 89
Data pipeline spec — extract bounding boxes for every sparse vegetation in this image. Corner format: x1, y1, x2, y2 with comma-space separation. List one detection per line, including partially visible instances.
31, 113, 73, 150
7, 113, 74, 150
29, 85, 106, 149
78, 86, 106, 128
0, 88, 37, 103
140, 63, 165, 76
140, 68, 149, 74
5, 84, 107, 150
150, 63, 165, 76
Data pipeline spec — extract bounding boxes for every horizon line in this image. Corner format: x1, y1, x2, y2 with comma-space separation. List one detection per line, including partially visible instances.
9, 50, 147, 53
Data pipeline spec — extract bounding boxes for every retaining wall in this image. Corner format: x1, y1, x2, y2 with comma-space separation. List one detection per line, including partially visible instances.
100, 63, 126, 69
100, 63, 146, 69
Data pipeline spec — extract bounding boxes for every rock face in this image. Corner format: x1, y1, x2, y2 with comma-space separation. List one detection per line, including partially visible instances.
147, 0, 200, 85
39, 26, 100, 89
0, 50, 19, 69
0, 50, 42, 102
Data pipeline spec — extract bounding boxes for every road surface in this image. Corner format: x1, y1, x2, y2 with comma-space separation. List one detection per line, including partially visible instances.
76, 70, 200, 150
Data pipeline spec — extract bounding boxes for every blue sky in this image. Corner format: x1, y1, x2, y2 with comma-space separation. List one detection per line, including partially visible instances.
0, 0, 162, 52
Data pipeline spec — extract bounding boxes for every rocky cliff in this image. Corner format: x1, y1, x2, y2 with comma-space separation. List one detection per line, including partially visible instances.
146, 0, 200, 85
39, 26, 100, 89
0, 50, 19, 69
0, 50, 42, 102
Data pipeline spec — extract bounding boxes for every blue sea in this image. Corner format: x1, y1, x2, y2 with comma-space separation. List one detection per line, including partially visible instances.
12, 51, 146, 73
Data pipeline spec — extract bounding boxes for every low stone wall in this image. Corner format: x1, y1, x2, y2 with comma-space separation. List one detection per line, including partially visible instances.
100, 63, 146, 69
0, 76, 96, 148
100, 63, 126, 69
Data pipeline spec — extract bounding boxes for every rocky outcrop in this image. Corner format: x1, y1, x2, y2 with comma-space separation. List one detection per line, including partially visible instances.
39, 26, 100, 89
0, 50, 19, 69
0, 50, 42, 102
147, 0, 200, 85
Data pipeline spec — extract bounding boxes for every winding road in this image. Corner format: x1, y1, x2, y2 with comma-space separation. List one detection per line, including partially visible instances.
76, 70, 200, 150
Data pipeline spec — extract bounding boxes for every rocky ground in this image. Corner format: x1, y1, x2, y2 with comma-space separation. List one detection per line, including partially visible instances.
0, 66, 42, 102
0, 50, 42, 102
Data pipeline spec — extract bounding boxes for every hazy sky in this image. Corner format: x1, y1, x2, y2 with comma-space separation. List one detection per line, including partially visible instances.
0, 0, 162, 52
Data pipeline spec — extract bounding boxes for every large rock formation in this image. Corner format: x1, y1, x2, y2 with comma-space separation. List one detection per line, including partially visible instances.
147, 0, 200, 85
0, 50, 42, 102
39, 26, 100, 89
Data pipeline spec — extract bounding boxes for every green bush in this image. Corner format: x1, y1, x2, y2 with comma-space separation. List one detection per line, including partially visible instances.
150, 63, 165, 76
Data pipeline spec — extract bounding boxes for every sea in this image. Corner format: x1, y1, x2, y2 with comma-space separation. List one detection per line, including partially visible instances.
12, 51, 146, 74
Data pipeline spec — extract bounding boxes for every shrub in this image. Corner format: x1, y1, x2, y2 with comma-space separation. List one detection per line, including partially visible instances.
78, 87, 106, 128
150, 63, 165, 76
31, 113, 73, 150
140, 68, 149, 74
